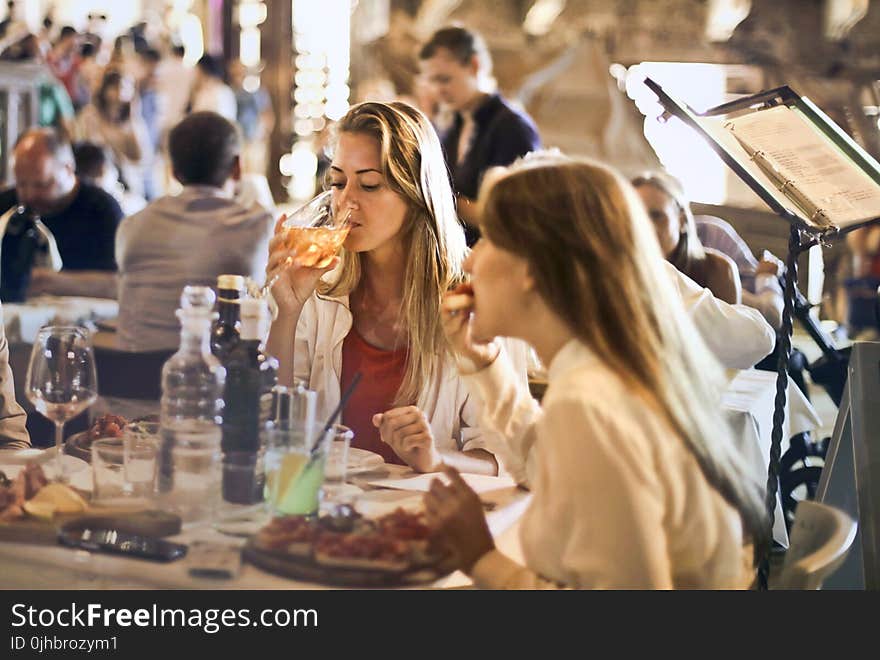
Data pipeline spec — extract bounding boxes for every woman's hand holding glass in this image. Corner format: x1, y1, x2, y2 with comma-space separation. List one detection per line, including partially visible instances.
440, 284, 499, 373
372, 406, 442, 473
424, 466, 495, 573
266, 214, 340, 315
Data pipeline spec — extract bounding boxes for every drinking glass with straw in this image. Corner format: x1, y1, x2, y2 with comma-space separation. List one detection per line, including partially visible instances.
263, 374, 362, 516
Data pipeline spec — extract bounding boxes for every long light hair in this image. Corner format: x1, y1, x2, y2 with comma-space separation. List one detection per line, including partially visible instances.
480, 154, 769, 562
321, 101, 468, 406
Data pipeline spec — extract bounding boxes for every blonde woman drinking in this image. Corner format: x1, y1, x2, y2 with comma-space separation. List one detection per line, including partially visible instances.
427, 155, 768, 588
266, 101, 527, 476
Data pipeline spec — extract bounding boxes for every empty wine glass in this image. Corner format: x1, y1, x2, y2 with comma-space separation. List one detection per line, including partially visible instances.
255, 190, 352, 298
25, 326, 98, 483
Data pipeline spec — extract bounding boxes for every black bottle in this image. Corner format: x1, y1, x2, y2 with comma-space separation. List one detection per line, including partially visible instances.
221, 298, 277, 504
211, 274, 244, 360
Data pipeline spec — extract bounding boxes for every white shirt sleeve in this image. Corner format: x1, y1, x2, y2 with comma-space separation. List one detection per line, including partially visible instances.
741, 274, 784, 330
666, 263, 775, 369
456, 338, 533, 475
461, 347, 543, 486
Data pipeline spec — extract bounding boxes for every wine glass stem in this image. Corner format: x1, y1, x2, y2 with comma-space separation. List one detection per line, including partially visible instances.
55, 421, 66, 483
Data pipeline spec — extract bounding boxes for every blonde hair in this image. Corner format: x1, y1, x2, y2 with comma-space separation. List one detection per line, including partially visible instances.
480, 154, 769, 561
321, 101, 468, 406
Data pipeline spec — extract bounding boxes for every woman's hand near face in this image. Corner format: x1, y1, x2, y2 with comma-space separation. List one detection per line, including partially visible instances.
423, 466, 495, 574
441, 284, 499, 372
266, 215, 340, 316
372, 406, 442, 473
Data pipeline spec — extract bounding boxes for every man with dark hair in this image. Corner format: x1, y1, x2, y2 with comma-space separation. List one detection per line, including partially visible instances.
419, 25, 541, 245
0, 128, 122, 301
115, 112, 273, 351
168, 111, 240, 187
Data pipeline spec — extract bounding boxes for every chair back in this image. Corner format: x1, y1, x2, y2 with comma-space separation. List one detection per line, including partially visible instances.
777, 500, 857, 589
94, 346, 175, 401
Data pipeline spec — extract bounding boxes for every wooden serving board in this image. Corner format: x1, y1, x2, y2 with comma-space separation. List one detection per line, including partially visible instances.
242, 539, 455, 588
0, 508, 181, 546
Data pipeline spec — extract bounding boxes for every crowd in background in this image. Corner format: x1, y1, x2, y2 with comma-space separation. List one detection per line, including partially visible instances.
0, 16, 275, 210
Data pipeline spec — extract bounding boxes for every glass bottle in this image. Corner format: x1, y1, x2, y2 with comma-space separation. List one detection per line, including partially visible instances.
158, 288, 226, 523
211, 274, 244, 360
220, 298, 277, 504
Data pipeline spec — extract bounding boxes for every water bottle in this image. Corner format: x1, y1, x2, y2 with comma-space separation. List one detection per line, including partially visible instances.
158, 286, 226, 524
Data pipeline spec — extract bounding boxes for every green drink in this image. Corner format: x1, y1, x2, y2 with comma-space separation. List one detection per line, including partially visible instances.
265, 448, 326, 515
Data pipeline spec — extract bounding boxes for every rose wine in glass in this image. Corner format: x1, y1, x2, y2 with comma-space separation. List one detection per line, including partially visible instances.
25, 326, 98, 483
259, 190, 351, 296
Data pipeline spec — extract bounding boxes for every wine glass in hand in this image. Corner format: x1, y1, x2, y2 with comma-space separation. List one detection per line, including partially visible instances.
25, 326, 98, 483
261, 190, 352, 298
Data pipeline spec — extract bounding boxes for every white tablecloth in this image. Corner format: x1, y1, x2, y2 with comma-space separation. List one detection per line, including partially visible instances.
722, 369, 823, 548
4, 296, 118, 343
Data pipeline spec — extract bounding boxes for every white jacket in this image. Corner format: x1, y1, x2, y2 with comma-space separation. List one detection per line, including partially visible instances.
665, 262, 775, 370
293, 292, 531, 473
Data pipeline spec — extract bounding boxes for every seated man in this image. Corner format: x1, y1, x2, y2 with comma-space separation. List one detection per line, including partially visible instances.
116, 111, 274, 351
0, 128, 122, 300
0, 305, 29, 449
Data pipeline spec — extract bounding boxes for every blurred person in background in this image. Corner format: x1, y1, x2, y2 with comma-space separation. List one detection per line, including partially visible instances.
844, 223, 880, 339
156, 44, 193, 136
190, 54, 236, 122
695, 215, 784, 330
632, 172, 741, 305
230, 61, 274, 176
115, 112, 272, 351
73, 141, 146, 217
0, 128, 121, 299
75, 69, 151, 200
46, 26, 81, 106
0, 33, 75, 138
419, 25, 541, 246
72, 39, 102, 109
135, 47, 166, 199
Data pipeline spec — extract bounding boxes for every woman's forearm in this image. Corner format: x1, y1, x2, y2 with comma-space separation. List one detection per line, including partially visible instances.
439, 448, 498, 476
266, 310, 301, 386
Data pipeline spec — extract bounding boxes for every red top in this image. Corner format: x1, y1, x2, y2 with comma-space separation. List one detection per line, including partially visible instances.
340, 326, 409, 465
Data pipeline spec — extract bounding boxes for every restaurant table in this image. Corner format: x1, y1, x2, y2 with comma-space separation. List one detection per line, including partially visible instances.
0, 463, 531, 590
3, 296, 118, 344
721, 369, 823, 548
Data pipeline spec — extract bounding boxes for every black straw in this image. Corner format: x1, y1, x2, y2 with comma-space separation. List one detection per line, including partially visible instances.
310, 371, 362, 459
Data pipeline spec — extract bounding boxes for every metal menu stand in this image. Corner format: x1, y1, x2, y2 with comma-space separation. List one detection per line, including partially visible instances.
643, 78, 880, 589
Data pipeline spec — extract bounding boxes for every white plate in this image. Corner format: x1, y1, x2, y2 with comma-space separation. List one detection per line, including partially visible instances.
0, 449, 91, 489
346, 448, 385, 475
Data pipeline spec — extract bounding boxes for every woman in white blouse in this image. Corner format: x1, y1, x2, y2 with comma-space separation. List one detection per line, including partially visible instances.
426, 154, 769, 588
265, 101, 528, 476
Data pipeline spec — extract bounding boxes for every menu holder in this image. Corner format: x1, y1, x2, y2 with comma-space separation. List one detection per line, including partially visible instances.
642, 78, 880, 588
642, 78, 880, 235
